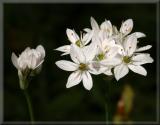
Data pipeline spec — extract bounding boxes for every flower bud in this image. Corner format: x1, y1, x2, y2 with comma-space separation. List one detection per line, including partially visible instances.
11, 45, 45, 89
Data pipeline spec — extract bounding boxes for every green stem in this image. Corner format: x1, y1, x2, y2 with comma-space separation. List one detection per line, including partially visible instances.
23, 89, 34, 125
105, 79, 110, 125
105, 99, 109, 125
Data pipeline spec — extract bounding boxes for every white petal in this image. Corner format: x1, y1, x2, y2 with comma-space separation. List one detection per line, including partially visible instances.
120, 19, 133, 35
103, 68, 113, 76
132, 54, 154, 65
135, 45, 152, 52
130, 32, 146, 38
18, 57, 27, 70
34, 60, 44, 70
61, 52, 70, 56
11, 53, 19, 69
83, 42, 98, 62
66, 29, 79, 43
55, 60, 78, 71
90, 17, 99, 31
36, 45, 45, 59
100, 38, 116, 52
88, 61, 103, 75
70, 44, 85, 63
24, 47, 31, 52
100, 20, 112, 30
117, 46, 125, 55
55, 45, 71, 53
66, 70, 82, 88
114, 63, 129, 81
28, 54, 37, 69
82, 30, 93, 45
100, 57, 122, 66
104, 39, 116, 47
82, 71, 93, 90
105, 46, 119, 59
83, 28, 91, 33
128, 64, 147, 76
100, 20, 112, 36
123, 35, 137, 56
97, 30, 106, 43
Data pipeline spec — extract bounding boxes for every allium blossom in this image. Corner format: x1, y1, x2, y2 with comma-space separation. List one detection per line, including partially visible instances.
56, 44, 98, 90
11, 45, 45, 89
93, 33, 121, 75
113, 34, 153, 80
55, 28, 93, 56
55, 17, 154, 90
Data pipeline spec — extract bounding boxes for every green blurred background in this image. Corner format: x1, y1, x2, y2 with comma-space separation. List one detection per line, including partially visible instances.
4, 3, 157, 122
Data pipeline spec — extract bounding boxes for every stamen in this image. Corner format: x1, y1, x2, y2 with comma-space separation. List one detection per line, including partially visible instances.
97, 53, 105, 61
123, 56, 131, 64
79, 63, 87, 71
76, 40, 81, 47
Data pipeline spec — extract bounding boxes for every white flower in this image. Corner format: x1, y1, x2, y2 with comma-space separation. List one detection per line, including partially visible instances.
84, 17, 113, 42
55, 43, 98, 90
55, 17, 154, 87
113, 35, 153, 80
11, 45, 45, 89
113, 19, 146, 45
86, 28, 121, 76
55, 28, 93, 56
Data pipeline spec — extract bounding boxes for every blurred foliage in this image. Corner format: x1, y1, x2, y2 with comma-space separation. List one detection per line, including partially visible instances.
113, 84, 134, 124
4, 3, 157, 122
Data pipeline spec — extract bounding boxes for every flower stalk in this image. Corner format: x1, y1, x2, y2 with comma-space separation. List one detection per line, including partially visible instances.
23, 89, 34, 125
105, 78, 111, 125
11, 45, 45, 123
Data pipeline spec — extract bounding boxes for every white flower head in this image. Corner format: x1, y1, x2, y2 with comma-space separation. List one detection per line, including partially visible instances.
56, 43, 98, 90
114, 35, 153, 81
55, 28, 93, 56
11, 45, 45, 89
114, 19, 146, 44
91, 31, 121, 75
55, 17, 154, 89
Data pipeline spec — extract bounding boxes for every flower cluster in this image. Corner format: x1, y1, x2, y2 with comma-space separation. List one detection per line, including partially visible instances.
11, 45, 45, 89
55, 17, 153, 90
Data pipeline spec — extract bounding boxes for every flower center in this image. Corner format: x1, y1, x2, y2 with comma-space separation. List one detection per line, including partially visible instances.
123, 56, 131, 64
76, 40, 81, 47
97, 53, 105, 61
79, 63, 87, 71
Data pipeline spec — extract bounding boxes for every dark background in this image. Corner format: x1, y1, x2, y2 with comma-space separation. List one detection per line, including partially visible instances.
4, 3, 157, 122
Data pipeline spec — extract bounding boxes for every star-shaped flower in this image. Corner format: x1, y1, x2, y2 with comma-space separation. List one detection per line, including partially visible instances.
113, 19, 146, 45
55, 17, 154, 88
93, 33, 121, 76
55, 28, 93, 56
56, 43, 98, 90
113, 35, 153, 80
